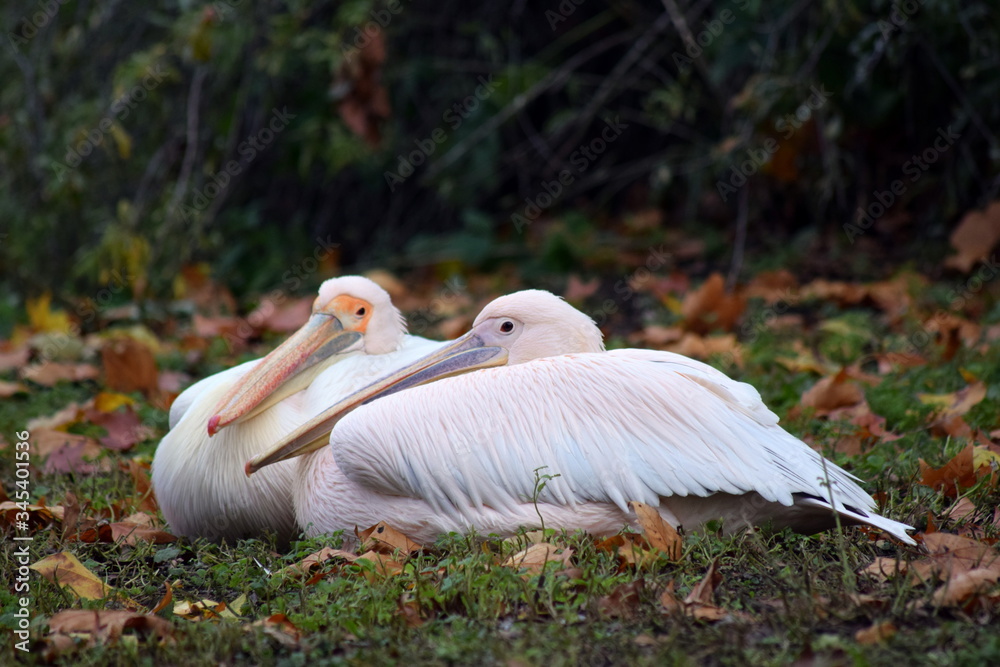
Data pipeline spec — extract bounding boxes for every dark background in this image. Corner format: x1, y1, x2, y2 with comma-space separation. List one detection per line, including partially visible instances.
2, 0, 997, 317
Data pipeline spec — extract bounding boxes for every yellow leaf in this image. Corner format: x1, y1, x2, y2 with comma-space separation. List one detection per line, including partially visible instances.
25, 293, 73, 334
94, 391, 137, 412
31, 552, 111, 600
974, 445, 1000, 470
108, 122, 132, 160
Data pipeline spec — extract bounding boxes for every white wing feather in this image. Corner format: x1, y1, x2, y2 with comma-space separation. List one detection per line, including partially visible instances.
332, 349, 877, 525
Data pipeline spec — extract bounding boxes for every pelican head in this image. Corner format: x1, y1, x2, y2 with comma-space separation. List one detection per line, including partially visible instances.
246, 289, 604, 473
207, 276, 405, 436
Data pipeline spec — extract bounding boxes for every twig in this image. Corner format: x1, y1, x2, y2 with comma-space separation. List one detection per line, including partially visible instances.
167, 65, 207, 227
422, 29, 639, 180
726, 186, 749, 292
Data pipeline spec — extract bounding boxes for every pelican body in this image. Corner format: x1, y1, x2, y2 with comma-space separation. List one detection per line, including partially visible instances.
250, 290, 915, 546
152, 276, 444, 545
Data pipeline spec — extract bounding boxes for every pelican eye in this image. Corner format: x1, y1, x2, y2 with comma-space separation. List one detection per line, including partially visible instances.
499, 320, 514, 333
356, 307, 366, 317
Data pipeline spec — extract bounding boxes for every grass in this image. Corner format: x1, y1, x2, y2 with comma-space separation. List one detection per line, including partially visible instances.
2, 273, 1000, 665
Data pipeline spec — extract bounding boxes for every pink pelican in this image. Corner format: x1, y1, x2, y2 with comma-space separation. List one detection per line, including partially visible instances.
247, 290, 915, 545
151, 276, 444, 545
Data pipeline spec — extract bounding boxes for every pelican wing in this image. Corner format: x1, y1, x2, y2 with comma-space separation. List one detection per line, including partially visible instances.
332, 349, 876, 523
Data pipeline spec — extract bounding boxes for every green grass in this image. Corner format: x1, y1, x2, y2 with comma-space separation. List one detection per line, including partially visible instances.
2, 279, 1000, 665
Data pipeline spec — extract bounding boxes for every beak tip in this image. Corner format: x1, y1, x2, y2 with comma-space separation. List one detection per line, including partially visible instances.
244, 459, 255, 477
207, 415, 222, 437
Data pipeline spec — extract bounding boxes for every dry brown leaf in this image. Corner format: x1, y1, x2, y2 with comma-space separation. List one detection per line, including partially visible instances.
0, 379, 27, 397
800, 369, 864, 415
681, 273, 745, 334
945, 200, 1000, 272
397, 596, 425, 628
150, 582, 173, 614
0, 500, 64, 534
30, 551, 111, 600
21, 361, 100, 386
279, 547, 359, 579
855, 621, 897, 645
46, 609, 172, 648
122, 459, 159, 513
918, 445, 981, 498
932, 566, 1000, 607
630, 501, 682, 560
336, 30, 391, 147
34, 429, 107, 474
744, 269, 798, 303
685, 558, 721, 606
859, 557, 907, 582
109, 515, 176, 546
503, 542, 574, 575
358, 521, 422, 554
564, 275, 601, 302
0, 346, 30, 372
101, 338, 158, 396
597, 579, 644, 618
357, 550, 403, 580
251, 613, 302, 647
249, 296, 313, 334
947, 497, 977, 523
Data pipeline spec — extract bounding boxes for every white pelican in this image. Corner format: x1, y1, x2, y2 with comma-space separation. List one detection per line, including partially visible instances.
151, 276, 444, 545
248, 290, 915, 545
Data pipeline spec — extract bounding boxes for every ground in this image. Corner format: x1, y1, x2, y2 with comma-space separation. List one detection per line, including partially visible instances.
2, 255, 1000, 666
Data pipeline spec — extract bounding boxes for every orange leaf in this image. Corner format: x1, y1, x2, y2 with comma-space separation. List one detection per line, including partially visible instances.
630, 501, 682, 560
945, 200, 1000, 272
919, 445, 978, 498
855, 621, 897, 645
503, 542, 573, 575
357, 521, 422, 554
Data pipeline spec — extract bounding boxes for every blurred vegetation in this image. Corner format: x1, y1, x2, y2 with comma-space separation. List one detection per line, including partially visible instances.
2, 0, 998, 310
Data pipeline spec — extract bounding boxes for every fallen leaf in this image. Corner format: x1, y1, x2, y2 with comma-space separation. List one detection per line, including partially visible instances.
503, 542, 574, 575
251, 613, 302, 647
932, 567, 1000, 607
598, 579, 644, 618
800, 369, 864, 415
0, 500, 65, 534
31, 551, 111, 600
685, 558, 721, 606
0, 346, 30, 372
150, 582, 173, 614
45, 609, 171, 649
0, 379, 27, 397
681, 273, 745, 334
173, 599, 237, 621
945, 200, 1000, 272
855, 620, 897, 645
358, 521, 422, 554
109, 513, 176, 546
860, 557, 907, 581
86, 406, 154, 451
357, 550, 403, 579
26, 292, 73, 334
947, 497, 977, 523
631, 501, 682, 560
21, 361, 100, 386
34, 429, 107, 474
279, 547, 359, 579
919, 445, 981, 498
101, 337, 158, 395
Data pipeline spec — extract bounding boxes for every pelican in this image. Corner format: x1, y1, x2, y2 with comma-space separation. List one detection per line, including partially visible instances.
151, 276, 444, 545
247, 290, 915, 545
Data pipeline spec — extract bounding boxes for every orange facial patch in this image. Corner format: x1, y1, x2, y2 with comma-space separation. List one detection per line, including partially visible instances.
319, 295, 373, 333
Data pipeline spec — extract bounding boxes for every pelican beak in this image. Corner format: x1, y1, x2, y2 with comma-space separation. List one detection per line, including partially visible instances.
245, 328, 508, 475
207, 295, 373, 436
